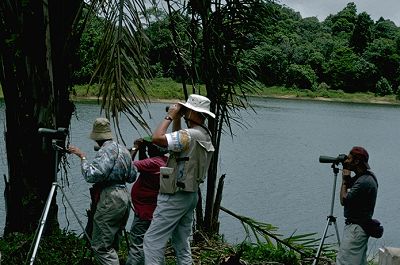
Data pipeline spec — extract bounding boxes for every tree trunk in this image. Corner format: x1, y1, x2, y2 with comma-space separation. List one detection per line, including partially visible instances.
0, 0, 82, 235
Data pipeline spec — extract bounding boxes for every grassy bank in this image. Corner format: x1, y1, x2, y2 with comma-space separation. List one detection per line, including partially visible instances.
70, 78, 189, 101
70, 78, 400, 105
2, 79, 399, 105
258, 85, 400, 105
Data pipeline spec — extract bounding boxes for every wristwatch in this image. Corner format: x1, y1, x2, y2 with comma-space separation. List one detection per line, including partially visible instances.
164, 115, 173, 121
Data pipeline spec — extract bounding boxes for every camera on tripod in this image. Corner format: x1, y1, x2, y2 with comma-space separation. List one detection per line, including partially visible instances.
313, 153, 347, 264
38, 127, 68, 139
319, 154, 347, 165
38, 127, 68, 152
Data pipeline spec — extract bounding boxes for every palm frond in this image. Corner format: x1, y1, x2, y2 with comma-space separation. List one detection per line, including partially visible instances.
220, 206, 337, 261
89, 0, 153, 139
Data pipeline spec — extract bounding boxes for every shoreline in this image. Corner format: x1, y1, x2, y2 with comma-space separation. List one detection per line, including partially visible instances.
2, 94, 398, 106
250, 94, 400, 106
69, 94, 400, 106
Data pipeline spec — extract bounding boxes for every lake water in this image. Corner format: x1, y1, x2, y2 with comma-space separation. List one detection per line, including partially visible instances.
0, 97, 399, 257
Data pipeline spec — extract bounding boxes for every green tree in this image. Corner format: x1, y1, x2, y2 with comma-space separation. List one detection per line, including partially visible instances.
298, 17, 322, 41
72, 14, 105, 84
310, 32, 335, 60
332, 18, 355, 37
375, 77, 393, 96
306, 51, 325, 80
374, 18, 400, 40
244, 43, 289, 86
364, 37, 400, 88
329, 2, 357, 36
286, 64, 317, 90
324, 46, 377, 92
350, 12, 374, 54
144, 15, 176, 78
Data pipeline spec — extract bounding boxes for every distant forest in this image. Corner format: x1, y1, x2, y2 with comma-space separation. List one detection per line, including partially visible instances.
73, 1, 400, 96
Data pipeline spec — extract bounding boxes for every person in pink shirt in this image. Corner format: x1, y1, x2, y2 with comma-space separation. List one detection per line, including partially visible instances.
126, 136, 168, 265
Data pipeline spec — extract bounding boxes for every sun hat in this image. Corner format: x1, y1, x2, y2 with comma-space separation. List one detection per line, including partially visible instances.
89, 118, 113, 141
178, 94, 215, 118
350, 146, 370, 169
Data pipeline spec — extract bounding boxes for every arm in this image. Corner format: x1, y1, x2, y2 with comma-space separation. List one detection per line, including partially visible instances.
340, 169, 351, 206
130, 148, 139, 160
81, 147, 113, 183
68, 145, 105, 183
68, 145, 86, 160
130, 138, 146, 160
153, 103, 183, 147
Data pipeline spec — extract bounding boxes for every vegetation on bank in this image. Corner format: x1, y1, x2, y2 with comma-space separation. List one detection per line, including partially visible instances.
0, 205, 337, 264
68, 78, 400, 105
0, 229, 326, 265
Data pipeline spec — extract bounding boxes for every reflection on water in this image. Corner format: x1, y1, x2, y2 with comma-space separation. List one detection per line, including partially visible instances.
1, 98, 399, 256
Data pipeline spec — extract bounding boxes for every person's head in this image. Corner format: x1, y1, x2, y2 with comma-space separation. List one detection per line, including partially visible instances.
90, 118, 113, 146
178, 94, 215, 126
344, 146, 370, 174
143, 136, 168, 157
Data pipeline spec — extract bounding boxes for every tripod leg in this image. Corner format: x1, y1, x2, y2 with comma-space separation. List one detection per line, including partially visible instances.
57, 184, 91, 242
312, 218, 331, 265
333, 220, 341, 246
313, 167, 340, 265
29, 182, 58, 265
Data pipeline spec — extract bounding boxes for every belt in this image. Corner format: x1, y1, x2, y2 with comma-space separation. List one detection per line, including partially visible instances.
104, 183, 126, 189
95, 181, 126, 189
345, 219, 360, 225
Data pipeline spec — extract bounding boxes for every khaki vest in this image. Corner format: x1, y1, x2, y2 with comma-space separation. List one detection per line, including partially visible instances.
159, 126, 214, 193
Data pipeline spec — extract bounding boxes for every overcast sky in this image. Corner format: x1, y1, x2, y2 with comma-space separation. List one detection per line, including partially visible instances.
277, 0, 400, 26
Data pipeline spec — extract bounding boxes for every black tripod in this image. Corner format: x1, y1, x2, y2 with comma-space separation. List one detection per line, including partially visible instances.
28, 128, 90, 265
312, 163, 341, 265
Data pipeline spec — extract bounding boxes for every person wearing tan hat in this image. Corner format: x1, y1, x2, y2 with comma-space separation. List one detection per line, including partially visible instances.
143, 94, 215, 265
336, 146, 379, 265
68, 117, 136, 265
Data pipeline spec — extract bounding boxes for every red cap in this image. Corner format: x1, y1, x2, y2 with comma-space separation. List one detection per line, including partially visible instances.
350, 146, 370, 169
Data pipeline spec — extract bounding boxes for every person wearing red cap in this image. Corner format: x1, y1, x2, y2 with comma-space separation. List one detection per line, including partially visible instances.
336, 146, 378, 265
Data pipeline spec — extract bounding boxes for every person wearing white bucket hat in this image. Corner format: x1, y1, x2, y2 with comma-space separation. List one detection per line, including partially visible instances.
68, 117, 137, 265
143, 94, 215, 265
176, 94, 216, 119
